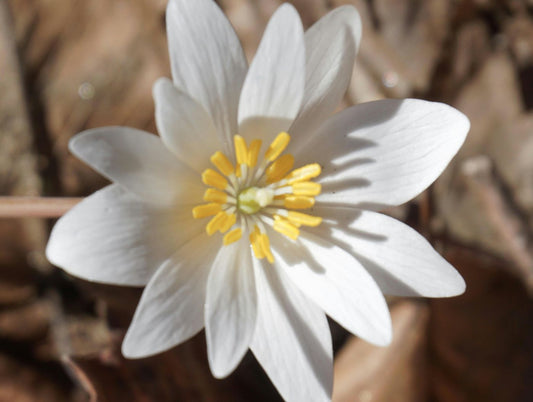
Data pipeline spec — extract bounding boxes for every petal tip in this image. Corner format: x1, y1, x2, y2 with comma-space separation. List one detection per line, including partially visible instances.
332, 5, 363, 49
373, 316, 393, 347
207, 353, 238, 380
443, 271, 467, 297
152, 77, 172, 99
277, 2, 299, 16
67, 130, 86, 155
456, 109, 471, 142
121, 338, 145, 360
121, 328, 154, 360
67, 127, 109, 162
271, 3, 304, 34
437, 101, 471, 146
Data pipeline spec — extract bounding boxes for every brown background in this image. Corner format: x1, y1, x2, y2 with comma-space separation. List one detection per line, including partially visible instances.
0, 0, 532, 401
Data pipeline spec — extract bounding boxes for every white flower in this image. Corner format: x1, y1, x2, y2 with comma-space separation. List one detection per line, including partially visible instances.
46, 1, 469, 401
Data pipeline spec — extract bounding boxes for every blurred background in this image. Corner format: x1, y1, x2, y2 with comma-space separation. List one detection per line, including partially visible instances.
0, 0, 532, 401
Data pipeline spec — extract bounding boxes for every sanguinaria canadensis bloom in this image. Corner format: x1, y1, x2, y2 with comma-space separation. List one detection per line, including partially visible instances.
46, 1, 469, 401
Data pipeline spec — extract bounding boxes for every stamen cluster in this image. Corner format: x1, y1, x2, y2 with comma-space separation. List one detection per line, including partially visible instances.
192, 132, 323, 262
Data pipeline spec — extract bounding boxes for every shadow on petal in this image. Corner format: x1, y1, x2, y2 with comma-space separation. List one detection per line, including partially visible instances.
239, 116, 293, 146
271, 233, 326, 274
262, 263, 332, 393
294, 99, 404, 164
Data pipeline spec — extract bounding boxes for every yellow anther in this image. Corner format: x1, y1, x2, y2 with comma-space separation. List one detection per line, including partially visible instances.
202, 169, 228, 190
292, 181, 321, 196
265, 132, 290, 162
206, 212, 227, 235
192, 203, 222, 219
266, 154, 294, 184
203, 188, 227, 204
210, 151, 234, 176
247, 140, 262, 167
273, 216, 300, 240
219, 213, 237, 233
223, 228, 242, 245
251, 242, 264, 259
284, 195, 315, 209
287, 211, 322, 227
234, 135, 248, 165
250, 227, 265, 259
200, 135, 323, 257
259, 233, 274, 263
286, 163, 321, 184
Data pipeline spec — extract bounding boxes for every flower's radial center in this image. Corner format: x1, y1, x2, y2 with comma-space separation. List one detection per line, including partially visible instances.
192, 132, 323, 263
238, 187, 274, 214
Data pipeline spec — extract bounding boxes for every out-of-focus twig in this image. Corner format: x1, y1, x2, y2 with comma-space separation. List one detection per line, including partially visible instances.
333, 301, 429, 402
460, 155, 533, 293
0, 197, 81, 218
61, 356, 98, 402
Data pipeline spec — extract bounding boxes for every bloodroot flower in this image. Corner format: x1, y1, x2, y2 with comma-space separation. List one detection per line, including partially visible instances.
46, 1, 469, 401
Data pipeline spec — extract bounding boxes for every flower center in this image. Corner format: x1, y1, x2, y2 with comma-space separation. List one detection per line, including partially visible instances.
192, 132, 322, 263
237, 187, 274, 214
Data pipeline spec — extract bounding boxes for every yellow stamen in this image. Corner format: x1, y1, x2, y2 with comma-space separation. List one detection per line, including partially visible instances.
273, 216, 300, 240
292, 181, 321, 196
286, 163, 321, 184
284, 195, 315, 209
192, 203, 222, 219
196, 134, 323, 260
266, 154, 294, 184
219, 213, 236, 233
210, 151, 234, 176
234, 135, 248, 166
287, 211, 322, 227
203, 188, 228, 204
265, 132, 290, 162
250, 227, 265, 259
247, 140, 262, 167
259, 233, 274, 263
202, 169, 228, 190
206, 212, 227, 235
223, 228, 242, 245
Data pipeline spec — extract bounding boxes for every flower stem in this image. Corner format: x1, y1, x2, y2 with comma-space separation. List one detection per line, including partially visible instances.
0, 197, 82, 218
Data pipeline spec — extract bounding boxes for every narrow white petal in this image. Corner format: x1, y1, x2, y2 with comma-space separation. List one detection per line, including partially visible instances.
69, 127, 203, 207
238, 4, 305, 144
167, 0, 247, 155
154, 78, 221, 173
295, 99, 470, 208
251, 259, 332, 402
46, 185, 201, 286
312, 207, 466, 297
269, 230, 392, 346
205, 243, 257, 378
290, 6, 361, 144
122, 233, 219, 358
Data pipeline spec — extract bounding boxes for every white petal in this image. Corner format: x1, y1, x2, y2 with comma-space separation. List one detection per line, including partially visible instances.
269, 230, 391, 346
296, 99, 470, 208
205, 243, 256, 378
238, 4, 305, 144
290, 6, 361, 144
122, 233, 219, 358
153, 78, 221, 173
311, 207, 466, 297
167, 0, 247, 155
69, 127, 203, 206
251, 258, 332, 402
46, 185, 201, 286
